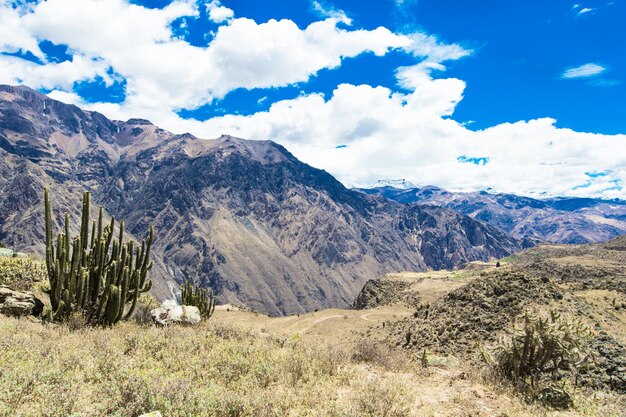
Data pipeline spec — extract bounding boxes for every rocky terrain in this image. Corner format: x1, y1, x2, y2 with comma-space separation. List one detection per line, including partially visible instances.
0, 85, 522, 315
376, 237, 626, 393
358, 185, 626, 244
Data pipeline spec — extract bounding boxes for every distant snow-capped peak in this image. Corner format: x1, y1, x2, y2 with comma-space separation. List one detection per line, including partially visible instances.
369, 179, 417, 189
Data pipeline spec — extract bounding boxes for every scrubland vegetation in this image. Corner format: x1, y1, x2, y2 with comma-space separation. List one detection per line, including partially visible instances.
0, 317, 423, 417
0, 192, 624, 416
0, 257, 46, 291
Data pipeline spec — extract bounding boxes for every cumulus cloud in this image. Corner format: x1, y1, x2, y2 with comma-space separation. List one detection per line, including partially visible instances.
186, 80, 626, 199
0, 1, 43, 59
0, 0, 415, 114
0, 0, 624, 199
206, 0, 234, 23
0, 53, 110, 90
562, 63, 606, 79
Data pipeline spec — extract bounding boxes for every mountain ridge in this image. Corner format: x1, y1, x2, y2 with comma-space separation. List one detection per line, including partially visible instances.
357, 184, 626, 244
0, 84, 522, 315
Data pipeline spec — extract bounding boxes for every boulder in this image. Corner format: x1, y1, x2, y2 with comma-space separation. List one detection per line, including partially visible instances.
0, 286, 44, 317
150, 300, 201, 325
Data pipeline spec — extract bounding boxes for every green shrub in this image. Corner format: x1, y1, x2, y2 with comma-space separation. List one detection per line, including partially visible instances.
132, 293, 160, 325
0, 257, 47, 291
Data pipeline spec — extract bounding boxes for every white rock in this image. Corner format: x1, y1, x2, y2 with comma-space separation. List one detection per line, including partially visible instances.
150, 302, 201, 325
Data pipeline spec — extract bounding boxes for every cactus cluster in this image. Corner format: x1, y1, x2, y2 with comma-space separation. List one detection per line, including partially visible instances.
482, 309, 594, 408
491, 309, 593, 386
44, 188, 153, 325
181, 281, 216, 319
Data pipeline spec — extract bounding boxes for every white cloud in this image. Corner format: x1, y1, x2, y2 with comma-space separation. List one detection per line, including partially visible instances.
577, 7, 595, 15
0, 0, 417, 114
0, 53, 110, 90
561, 63, 606, 79
189, 82, 626, 199
311, 1, 351, 25
204, 18, 409, 97
0, 0, 624, 199
206, 0, 234, 23
46, 89, 87, 106
403, 33, 471, 63
0, 1, 43, 59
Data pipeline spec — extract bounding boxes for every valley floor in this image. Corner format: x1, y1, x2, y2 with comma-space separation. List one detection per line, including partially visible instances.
1, 239, 626, 416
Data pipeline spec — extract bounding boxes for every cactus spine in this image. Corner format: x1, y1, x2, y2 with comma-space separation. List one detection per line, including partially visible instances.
44, 188, 153, 325
181, 281, 216, 319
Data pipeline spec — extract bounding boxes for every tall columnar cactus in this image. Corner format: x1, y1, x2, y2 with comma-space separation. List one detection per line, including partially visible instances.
43, 188, 153, 325
181, 280, 216, 319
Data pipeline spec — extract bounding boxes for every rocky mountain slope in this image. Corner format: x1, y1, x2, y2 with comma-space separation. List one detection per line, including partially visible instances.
0, 85, 522, 315
358, 185, 626, 244
346, 236, 626, 394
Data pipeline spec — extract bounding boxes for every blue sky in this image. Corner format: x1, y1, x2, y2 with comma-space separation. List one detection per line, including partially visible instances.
0, 0, 625, 198
131, 0, 626, 134
416, 0, 626, 135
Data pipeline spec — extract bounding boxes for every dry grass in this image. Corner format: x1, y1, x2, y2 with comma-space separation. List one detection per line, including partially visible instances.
1, 315, 620, 417
575, 289, 626, 344
1, 252, 623, 416
0, 316, 423, 417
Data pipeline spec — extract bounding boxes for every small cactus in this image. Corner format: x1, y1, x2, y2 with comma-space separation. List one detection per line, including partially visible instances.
180, 280, 216, 319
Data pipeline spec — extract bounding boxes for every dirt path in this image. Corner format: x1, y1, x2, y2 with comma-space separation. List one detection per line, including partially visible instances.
312, 314, 346, 324
360, 313, 376, 322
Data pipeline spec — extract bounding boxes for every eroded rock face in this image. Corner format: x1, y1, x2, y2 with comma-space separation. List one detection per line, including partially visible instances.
150, 301, 201, 325
0, 286, 44, 317
0, 85, 523, 315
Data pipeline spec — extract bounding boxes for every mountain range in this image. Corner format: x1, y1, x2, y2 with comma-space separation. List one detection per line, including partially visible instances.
357, 185, 626, 244
0, 85, 522, 315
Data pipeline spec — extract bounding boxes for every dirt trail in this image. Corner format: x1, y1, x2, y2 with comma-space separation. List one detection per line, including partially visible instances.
312, 314, 346, 324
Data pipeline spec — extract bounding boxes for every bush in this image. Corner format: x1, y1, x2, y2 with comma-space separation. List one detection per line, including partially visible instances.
482, 309, 594, 408
132, 294, 160, 325
347, 375, 412, 417
0, 257, 47, 291
352, 339, 412, 371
